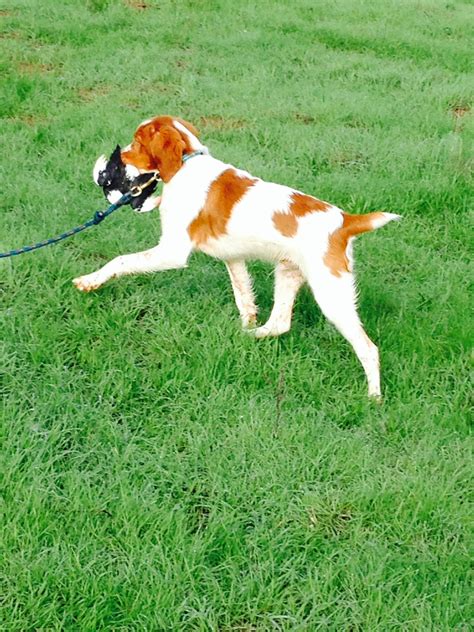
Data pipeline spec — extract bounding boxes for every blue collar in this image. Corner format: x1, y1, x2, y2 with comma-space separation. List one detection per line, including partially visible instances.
182, 150, 206, 163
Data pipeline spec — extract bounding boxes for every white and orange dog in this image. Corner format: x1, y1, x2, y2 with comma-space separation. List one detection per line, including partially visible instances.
75, 115, 400, 398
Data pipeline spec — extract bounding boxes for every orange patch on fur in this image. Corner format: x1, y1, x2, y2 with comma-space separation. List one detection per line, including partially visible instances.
272, 191, 330, 237
324, 212, 385, 277
324, 226, 351, 277
188, 169, 256, 245
290, 192, 330, 215
272, 212, 298, 237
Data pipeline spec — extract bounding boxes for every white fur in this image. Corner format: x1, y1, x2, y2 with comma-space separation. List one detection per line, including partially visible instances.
76, 123, 401, 398
252, 261, 305, 338
106, 190, 123, 204
125, 164, 140, 179
173, 120, 209, 154
372, 212, 402, 229
93, 155, 107, 185
138, 195, 160, 213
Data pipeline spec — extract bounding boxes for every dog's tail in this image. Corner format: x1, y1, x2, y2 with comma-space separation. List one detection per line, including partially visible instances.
342, 211, 402, 237
324, 211, 401, 277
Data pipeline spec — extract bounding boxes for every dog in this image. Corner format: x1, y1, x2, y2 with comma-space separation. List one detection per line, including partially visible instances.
76, 115, 401, 398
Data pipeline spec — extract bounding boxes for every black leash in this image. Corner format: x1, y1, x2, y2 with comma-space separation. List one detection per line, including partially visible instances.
0, 192, 133, 259
0, 170, 162, 259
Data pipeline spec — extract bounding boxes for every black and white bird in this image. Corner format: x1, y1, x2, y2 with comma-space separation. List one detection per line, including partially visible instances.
93, 145, 160, 213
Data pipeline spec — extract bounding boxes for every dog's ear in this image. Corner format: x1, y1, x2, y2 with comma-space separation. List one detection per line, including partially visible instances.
149, 125, 186, 182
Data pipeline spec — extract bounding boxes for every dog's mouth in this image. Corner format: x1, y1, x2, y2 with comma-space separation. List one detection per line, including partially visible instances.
93, 145, 160, 213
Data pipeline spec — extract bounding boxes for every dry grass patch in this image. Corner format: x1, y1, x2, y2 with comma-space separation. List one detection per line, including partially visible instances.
450, 103, 471, 119
124, 0, 155, 9
0, 30, 22, 40
18, 61, 55, 74
7, 114, 50, 126
293, 113, 317, 124
198, 115, 247, 131
77, 85, 113, 102
449, 102, 471, 132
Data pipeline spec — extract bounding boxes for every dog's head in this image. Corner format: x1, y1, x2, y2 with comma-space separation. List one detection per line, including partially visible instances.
121, 116, 204, 183
93, 144, 159, 213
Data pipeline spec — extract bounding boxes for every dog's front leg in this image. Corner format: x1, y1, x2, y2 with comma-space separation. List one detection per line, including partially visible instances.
73, 238, 192, 292
225, 260, 258, 329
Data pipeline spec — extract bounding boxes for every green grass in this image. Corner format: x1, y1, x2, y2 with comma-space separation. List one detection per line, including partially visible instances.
1, 0, 472, 629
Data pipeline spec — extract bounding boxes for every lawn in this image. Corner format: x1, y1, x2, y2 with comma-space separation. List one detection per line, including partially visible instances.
0, 0, 472, 629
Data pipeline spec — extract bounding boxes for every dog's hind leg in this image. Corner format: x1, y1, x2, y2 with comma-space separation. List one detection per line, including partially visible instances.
306, 269, 381, 398
252, 260, 305, 338
225, 260, 258, 329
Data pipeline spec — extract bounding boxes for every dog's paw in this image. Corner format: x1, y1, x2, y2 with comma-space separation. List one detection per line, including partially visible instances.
247, 324, 286, 338
246, 318, 292, 338
368, 392, 383, 403
241, 313, 257, 330
248, 325, 271, 338
73, 273, 103, 292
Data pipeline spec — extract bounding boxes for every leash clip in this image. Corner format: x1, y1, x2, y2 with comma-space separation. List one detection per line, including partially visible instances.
130, 172, 161, 197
